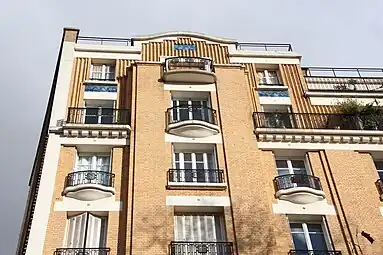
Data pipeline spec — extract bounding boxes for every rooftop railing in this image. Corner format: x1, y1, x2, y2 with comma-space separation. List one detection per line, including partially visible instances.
77, 36, 132, 46
236, 43, 293, 51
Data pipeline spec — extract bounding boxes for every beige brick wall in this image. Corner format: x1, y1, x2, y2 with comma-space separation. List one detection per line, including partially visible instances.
215, 66, 292, 255
43, 146, 76, 254
324, 150, 383, 255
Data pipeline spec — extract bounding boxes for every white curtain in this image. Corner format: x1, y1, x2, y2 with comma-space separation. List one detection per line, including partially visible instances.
65, 213, 107, 248
174, 214, 225, 242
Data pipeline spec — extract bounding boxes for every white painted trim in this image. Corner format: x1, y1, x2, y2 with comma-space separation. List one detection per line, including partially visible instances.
272, 199, 336, 215
166, 196, 230, 206
259, 97, 292, 105
229, 48, 301, 58
60, 137, 129, 146
230, 56, 300, 65
164, 83, 216, 92
54, 196, 122, 211
83, 92, 117, 101
74, 50, 141, 61
26, 135, 62, 255
309, 97, 383, 106
257, 141, 383, 151
165, 133, 222, 144
84, 80, 118, 85
305, 91, 383, 98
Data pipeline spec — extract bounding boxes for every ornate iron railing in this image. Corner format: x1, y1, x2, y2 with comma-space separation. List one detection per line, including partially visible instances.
253, 112, 383, 131
170, 242, 233, 255
288, 250, 342, 255
274, 174, 322, 192
65, 171, 115, 188
164, 57, 214, 73
168, 169, 224, 184
166, 106, 217, 126
237, 42, 293, 51
54, 247, 111, 255
304, 67, 383, 92
67, 108, 130, 125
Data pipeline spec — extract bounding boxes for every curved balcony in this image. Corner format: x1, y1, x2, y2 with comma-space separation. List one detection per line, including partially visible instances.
163, 57, 216, 84
289, 250, 341, 255
54, 248, 110, 255
63, 171, 115, 201
166, 106, 219, 138
274, 174, 325, 204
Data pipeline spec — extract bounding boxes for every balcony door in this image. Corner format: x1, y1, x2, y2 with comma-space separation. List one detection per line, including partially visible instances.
276, 159, 312, 188
173, 151, 217, 183
74, 155, 111, 186
289, 222, 330, 254
262, 105, 293, 128
90, 64, 115, 81
172, 99, 210, 123
65, 213, 107, 249
84, 100, 115, 124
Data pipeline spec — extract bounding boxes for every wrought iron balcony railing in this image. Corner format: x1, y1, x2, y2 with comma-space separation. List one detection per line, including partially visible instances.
67, 108, 130, 125
253, 112, 383, 131
65, 171, 115, 188
236, 42, 293, 51
84, 84, 117, 93
304, 67, 383, 92
168, 169, 224, 184
170, 242, 233, 255
164, 57, 214, 73
288, 250, 342, 255
274, 174, 322, 192
54, 247, 110, 255
167, 106, 217, 126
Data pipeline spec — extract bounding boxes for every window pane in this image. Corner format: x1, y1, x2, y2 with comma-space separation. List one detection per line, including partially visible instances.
276, 160, 288, 168
268, 71, 279, 84
378, 171, 383, 180
175, 153, 179, 161
290, 223, 304, 233
307, 224, 323, 233
291, 233, 308, 250
196, 153, 203, 162
374, 161, 383, 171
310, 233, 327, 251
291, 160, 305, 169
184, 153, 192, 162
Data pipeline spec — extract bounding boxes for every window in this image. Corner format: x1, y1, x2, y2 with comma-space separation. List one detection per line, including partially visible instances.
173, 151, 218, 183
84, 100, 115, 124
172, 99, 211, 122
174, 213, 226, 242
90, 64, 116, 81
262, 105, 293, 128
77, 155, 111, 172
257, 70, 280, 85
374, 161, 383, 179
289, 222, 330, 252
65, 213, 107, 248
276, 159, 308, 176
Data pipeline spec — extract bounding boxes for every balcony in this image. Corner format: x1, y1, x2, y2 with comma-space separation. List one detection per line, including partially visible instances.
375, 179, 383, 200
288, 250, 342, 255
163, 57, 216, 84
253, 112, 383, 144
167, 169, 226, 189
170, 242, 233, 255
304, 67, 383, 95
84, 84, 117, 93
54, 248, 110, 255
166, 106, 219, 138
63, 171, 115, 201
274, 174, 325, 204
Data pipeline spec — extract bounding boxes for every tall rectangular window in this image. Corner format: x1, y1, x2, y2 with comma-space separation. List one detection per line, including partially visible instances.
77, 155, 111, 172
90, 64, 116, 81
289, 222, 330, 252
257, 70, 280, 85
65, 213, 107, 248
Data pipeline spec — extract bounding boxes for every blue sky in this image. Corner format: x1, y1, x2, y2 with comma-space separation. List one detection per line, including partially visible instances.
0, 0, 382, 253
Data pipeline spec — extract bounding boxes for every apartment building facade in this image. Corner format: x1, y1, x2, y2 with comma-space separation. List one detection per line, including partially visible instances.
16, 28, 383, 255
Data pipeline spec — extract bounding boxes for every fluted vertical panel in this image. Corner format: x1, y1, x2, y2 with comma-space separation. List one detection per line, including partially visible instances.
280, 64, 335, 114
141, 38, 229, 64
116, 60, 133, 109
67, 58, 90, 108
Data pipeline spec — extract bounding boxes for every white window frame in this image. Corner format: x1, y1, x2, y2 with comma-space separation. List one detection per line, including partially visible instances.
374, 161, 383, 179
171, 99, 210, 121
63, 213, 108, 249
257, 69, 280, 85
174, 213, 226, 242
83, 100, 116, 124
90, 64, 116, 80
289, 220, 332, 252
275, 158, 311, 176
76, 153, 112, 172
